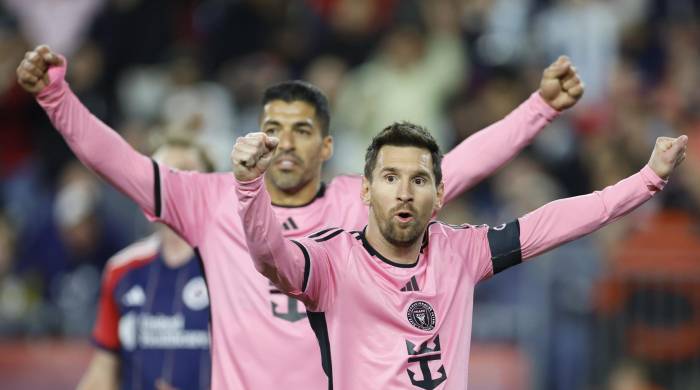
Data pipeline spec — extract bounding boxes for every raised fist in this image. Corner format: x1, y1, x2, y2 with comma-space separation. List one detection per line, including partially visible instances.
232, 132, 280, 182
16, 45, 63, 95
539, 56, 584, 111
647, 135, 688, 180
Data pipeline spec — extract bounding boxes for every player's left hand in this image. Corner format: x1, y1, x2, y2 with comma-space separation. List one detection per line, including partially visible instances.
539, 56, 584, 111
232, 132, 279, 182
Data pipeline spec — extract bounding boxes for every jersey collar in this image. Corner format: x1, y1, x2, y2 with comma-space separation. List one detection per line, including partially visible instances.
359, 227, 428, 269
271, 183, 326, 208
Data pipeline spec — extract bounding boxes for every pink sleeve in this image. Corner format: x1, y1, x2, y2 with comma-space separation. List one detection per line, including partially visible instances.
441, 92, 558, 202
519, 165, 666, 259
235, 176, 312, 294
35, 60, 227, 246
154, 168, 231, 245
36, 60, 157, 218
235, 176, 336, 310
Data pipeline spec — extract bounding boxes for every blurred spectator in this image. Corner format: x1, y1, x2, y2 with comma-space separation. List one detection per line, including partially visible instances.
335, 0, 466, 173
0, 213, 42, 336
533, 0, 627, 104
2, 0, 106, 56
160, 49, 237, 170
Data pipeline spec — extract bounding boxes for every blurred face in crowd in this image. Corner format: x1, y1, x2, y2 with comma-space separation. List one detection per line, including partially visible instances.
362, 145, 443, 247
261, 100, 333, 195
153, 144, 209, 173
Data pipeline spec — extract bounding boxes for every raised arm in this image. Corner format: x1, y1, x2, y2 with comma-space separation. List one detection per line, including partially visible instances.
233, 133, 310, 290
17, 45, 157, 215
517, 136, 686, 260
17, 45, 226, 245
442, 56, 584, 201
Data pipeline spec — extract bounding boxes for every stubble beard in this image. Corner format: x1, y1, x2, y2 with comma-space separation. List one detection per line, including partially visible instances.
374, 203, 425, 247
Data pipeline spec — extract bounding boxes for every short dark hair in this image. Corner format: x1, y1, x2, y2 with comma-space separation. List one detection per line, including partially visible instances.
364, 122, 443, 185
262, 80, 331, 136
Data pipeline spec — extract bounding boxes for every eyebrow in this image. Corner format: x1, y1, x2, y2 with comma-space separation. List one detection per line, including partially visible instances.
263, 120, 282, 127
379, 166, 433, 179
263, 119, 315, 128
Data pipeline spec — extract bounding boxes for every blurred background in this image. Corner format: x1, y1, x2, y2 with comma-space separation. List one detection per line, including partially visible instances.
0, 0, 699, 389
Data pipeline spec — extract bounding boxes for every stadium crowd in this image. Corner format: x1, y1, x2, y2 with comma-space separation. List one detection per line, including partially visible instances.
0, 1, 699, 389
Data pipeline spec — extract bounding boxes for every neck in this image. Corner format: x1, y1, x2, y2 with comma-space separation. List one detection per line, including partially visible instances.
365, 215, 422, 265
160, 227, 194, 268
265, 174, 322, 207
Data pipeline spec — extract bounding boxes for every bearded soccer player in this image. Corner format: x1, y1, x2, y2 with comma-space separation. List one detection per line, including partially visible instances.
233, 125, 686, 389
18, 45, 582, 389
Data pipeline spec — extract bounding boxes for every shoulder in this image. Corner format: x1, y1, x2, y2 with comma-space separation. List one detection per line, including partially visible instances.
104, 234, 160, 280
326, 174, 363, 194
301, 227, 358, 244
427, 221, 489, 239
296, 227, 362, 253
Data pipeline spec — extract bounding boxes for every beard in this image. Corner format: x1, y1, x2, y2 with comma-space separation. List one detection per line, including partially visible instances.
266, 152, 311, 193
373, 202, 428, 247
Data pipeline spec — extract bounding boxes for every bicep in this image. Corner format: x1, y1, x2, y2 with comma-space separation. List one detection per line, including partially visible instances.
467, 221, 522, 283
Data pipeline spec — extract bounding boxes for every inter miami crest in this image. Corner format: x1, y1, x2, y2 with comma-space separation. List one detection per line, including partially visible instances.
407, 301, 436, 331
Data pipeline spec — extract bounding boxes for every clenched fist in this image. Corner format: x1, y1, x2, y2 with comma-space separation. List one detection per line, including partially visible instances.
232, 133, 280, 182
647, 135, 688, 180
539, 56, 585, 111
16, 45, 63, 95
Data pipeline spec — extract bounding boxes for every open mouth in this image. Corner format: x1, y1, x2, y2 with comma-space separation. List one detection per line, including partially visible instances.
276, 159, 296, 169
394, 210, 415, 223
274, 155, 301, 170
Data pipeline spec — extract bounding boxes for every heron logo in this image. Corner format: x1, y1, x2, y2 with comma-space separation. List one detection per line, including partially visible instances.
407, 301, 436, 331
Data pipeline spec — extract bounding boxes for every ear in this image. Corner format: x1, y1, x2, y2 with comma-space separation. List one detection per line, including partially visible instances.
434, 181, 445, 211
361, 176, 371, 205
321, 135, 334, 162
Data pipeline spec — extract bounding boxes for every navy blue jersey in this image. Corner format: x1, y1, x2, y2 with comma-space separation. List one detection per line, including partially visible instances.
93, 236, 211, 389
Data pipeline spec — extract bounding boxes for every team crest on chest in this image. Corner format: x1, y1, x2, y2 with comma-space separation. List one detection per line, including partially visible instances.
407, 301, 436, 331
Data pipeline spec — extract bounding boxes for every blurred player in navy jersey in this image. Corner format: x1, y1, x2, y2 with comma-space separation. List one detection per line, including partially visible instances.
77, 138, 214, 390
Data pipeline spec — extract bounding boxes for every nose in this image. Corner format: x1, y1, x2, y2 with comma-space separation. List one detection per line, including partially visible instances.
277, 129, 295, 151
396, 179, 413, 203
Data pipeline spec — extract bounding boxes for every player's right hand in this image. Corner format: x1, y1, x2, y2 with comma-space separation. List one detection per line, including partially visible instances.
16, 45, 63, 95
539, 56, 584, 111
232, 132, 279, 182
647, 135, 688, 180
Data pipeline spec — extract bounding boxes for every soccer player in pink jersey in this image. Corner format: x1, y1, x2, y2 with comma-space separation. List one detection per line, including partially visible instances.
17, 45, 582, 389
233, 124, 687, 389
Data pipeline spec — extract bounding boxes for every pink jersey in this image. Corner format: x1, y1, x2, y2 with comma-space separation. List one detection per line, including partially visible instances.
36, 61, 558, 389
235, 166, 666, 389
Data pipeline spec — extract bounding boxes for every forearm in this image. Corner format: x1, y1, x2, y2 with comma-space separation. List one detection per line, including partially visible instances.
76, 350, 119, 390
519, 165, 665, 259
442, 92, 558, 201
36, 65, 156, 215
235, 176, 307, 293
